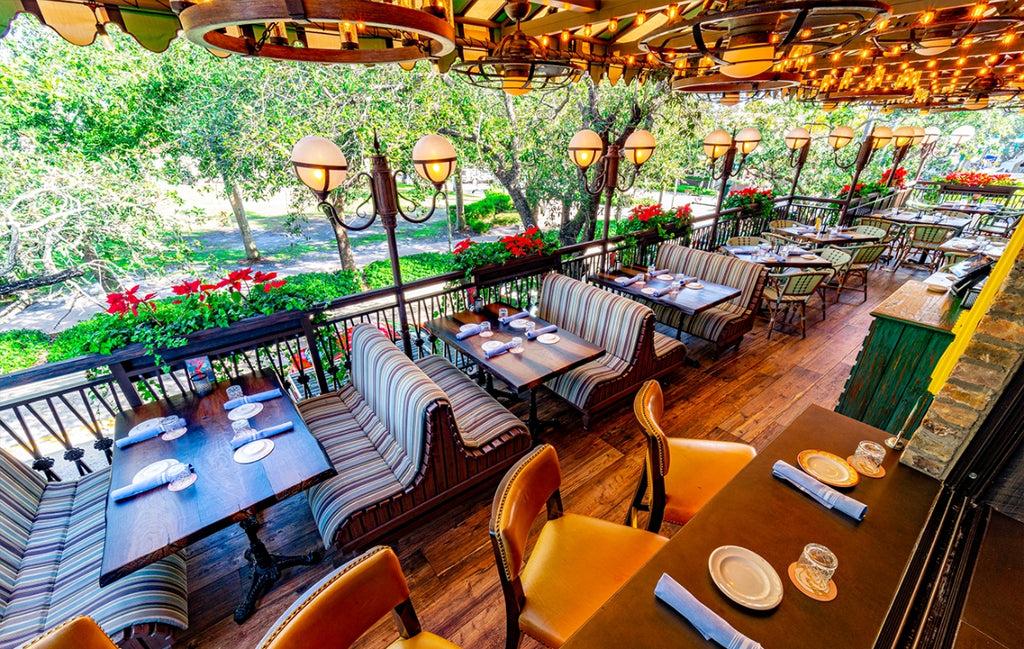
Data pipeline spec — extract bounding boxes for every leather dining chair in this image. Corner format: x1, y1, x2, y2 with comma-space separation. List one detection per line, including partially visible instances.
23, 617, 116, 649
489, 444, 667, 649
626, 380, 756, 533
256, 546, 461, 649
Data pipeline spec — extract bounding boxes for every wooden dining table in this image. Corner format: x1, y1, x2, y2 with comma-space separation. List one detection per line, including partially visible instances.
424, 303, 604, 436
101, 371, 335, 623
777, 226, 881, 246
562, 405, 942, 649
722, 245, 832, 269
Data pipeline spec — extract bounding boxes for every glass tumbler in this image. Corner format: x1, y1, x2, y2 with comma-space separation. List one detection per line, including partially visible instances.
498, 308, 509, 320
226, 385, 244, 401
793, 543, 837, 596
852, 440, 886, 474
510, 337, 524, 354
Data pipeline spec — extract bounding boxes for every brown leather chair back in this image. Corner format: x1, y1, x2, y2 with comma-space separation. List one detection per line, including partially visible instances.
490, 444, 562, 582
634, 380, 670, 480
258, 546, 412, 649
24, 617, 116, 649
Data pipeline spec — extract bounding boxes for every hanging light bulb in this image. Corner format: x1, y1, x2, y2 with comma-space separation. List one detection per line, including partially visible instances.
636, 12, 647, 26
608, 18, 619, 32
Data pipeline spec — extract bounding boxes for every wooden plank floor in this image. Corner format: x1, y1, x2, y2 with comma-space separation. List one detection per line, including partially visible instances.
178, 267, 922, 649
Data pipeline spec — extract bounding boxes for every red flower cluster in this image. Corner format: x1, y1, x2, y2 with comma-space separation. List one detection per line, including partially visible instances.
727, 187, 773, 200
501, 226, 547, 257
944, 171, 1013, 187
881, 167, 908, 189
454, 238, 475, 255
630, 203, 665, 223
106, 285, 157, 317
841, 183, 866, 194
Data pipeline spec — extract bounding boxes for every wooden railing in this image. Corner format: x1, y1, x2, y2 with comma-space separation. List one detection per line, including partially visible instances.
0, 194, 841, 478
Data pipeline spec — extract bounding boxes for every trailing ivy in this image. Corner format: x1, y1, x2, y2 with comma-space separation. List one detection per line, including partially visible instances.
0, 329, 52, 374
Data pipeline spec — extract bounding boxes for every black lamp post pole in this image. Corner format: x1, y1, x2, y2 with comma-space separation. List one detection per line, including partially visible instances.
786, 141, 810, 217
710, 146, 738, 248
600, 144, 622, 268
839, 137, 876, 227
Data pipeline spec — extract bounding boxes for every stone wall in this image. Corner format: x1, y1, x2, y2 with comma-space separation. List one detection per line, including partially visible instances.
902, 246, 1024, 479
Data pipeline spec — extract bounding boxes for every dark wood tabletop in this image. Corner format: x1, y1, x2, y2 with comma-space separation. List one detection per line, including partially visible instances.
562, 405, 942, 649
778, 227, 881, 246
722, 246, 832, 269
871, 210, 972, 230
423, 303, 605, 393
100, 371, 335, 586
591, 265, 742, 316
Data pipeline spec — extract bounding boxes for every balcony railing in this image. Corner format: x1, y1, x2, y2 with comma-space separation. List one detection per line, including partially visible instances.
0, 194, 839, 479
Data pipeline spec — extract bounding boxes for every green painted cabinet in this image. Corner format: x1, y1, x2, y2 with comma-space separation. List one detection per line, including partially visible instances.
837, 280, 961, 435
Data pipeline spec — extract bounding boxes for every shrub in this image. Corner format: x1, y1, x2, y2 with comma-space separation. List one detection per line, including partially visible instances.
0, 329, 52, 373
362, 252, 455, 289
723, 188, 775, 220
464, 191, 514, 233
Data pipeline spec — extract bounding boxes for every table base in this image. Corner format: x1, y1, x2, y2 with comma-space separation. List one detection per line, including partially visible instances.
233, 516, 323, 624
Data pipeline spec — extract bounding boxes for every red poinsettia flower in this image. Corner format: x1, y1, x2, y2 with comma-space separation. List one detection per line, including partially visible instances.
106, 285, 157, 317
253, 271, 278, 284
454, 238, 475, 255
219, 267, 254, 291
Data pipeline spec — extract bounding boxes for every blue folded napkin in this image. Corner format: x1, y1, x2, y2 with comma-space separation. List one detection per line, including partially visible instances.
772, 460, 867, 520
115, 417, 187, 449
648, 268, 670, 276
616, 273, 644, 286
484, 341, 517, 358
455, 324, 482, 340
655, 574, 763, 649
726, 246, 757, 255
230, 422, 294, 450
833, 232, 854, 239
785, 248, 810, 256
111, 462, 193, 501
499, 311, 530, 324
526, 325, 557, 340
223, 389, 282, 410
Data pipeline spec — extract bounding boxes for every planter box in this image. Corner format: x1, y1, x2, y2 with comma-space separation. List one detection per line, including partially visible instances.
939, 183, 1020, 196
471, 253, 560, 287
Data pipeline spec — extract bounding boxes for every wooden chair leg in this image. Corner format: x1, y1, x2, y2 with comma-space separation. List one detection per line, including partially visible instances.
800, 302, 807, 338
625, 469, 650, 529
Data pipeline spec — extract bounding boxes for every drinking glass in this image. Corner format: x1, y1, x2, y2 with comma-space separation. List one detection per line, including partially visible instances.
852, 440, 885, 474
166, 463, 195, 491
669, 281, 681, 295
793, 543, 837, 596
647, 264, 656, 278
231, 419, 254, 435
510, 337, 524, 354
479, 321, 492, 337
498, 308, 509, 320
524, 321, 537, 335
226, 385, 244, 401
159, 416, 181, 432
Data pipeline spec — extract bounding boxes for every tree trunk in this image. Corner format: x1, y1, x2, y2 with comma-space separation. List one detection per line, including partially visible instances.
81, 245, 120, 293
329, 196, 357, 271
453, 171, 466, 231
228, 183, 260, 261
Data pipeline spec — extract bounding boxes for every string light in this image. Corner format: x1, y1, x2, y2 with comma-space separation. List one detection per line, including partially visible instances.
900, 62, 909, 70
876, 18, 889, 31
957, 56, 967, 66
920, 11, 935, 25
1003, 32, 1017, 45
930, 71, 939, 78
927, 60, 937, 68
800, 28, 812, 39
860, 48, 871, 58
961, 37, 975, 48
1009, 65, 1017, 73
560, 29, 570, 42
970, 3, 988, 20
608, 18, 618, 32
627, 54, 635, 65
636, 12, 647, 26
582, 24, 592, 37
667, 4, 679, 20
831, 52, 841, 62
987, 54, 999, 65
540, 35, 549, 47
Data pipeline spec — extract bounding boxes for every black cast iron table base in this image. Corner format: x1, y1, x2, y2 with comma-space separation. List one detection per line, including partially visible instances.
233, 516, 323, 624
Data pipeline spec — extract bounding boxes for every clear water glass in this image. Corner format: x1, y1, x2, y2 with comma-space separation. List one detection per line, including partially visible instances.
794, 543, 837, 595
498, 308, 509, 320
525, 321, 537, 335
231, 419, 254, 435
669, 281, 681, 295
647, 264, 656, 278
159, 416, 181, 432
510, 337, 524, 353
852, 440, 886, 473
479, 321, 492, 337
166, 463, 194, 490
226, 385, 244, 401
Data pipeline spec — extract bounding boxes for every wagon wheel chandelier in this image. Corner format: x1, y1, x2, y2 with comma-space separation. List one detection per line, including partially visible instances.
451, 1, 583, 95
641, 0, 891, 79
869, 5, 1024, 58
174, 0, 456, 64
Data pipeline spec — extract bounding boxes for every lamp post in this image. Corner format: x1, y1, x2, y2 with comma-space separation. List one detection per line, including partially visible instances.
702, 127, 761, 247
950, 125, 976, 170
831, 124, 891, 226
569, 126, 657, 267
913, 126, 943, 184
291, 132, 456, 357
784, 126, 811, 215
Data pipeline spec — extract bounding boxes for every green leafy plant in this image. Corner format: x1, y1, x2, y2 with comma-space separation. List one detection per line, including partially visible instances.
0, 329, 52, 373
612, 203, 694, 241
722, 188, 775, 220
463, 191, 515, 233
452, 227, 559, 273
362, 252, 456, 289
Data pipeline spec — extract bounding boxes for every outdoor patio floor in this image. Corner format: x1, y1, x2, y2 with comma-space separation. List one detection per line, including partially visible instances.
177, 265, 924, 649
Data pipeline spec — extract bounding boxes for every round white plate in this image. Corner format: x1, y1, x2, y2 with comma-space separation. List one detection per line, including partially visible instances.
128, 418, 163, 438
228, 402, 264, 421
509, 319, 532, 330
708, 545, 784, 610
537, 333, 560, 344
687, 283, 704, 290
801, 254, 817, 260
614, 276, 632, 285
459, 323, 478, 332
797, 449, 859, 487
234, 439, 274, 464
641, 287, 657, 295
133, 459, 179, 484
656, 274, 675, 281
481, 340, 504, 352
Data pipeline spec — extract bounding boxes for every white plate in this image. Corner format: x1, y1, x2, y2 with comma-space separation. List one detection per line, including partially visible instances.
801, 254, 817, 260
133, 459, 179, 484
686, 283, 704, 290
459, 323, 479, 332
797, 450, 859, 487
614, 276, 632, 285
537, 333, 560, 344
708, 545, 784, 610
234, 439, 274, 464
656, 274, 675, 281
641, 287, 657, 295
481, 340, 504, 352
128, 418, 164, 438
228, 402, 264, 421
509, 319, 532, 330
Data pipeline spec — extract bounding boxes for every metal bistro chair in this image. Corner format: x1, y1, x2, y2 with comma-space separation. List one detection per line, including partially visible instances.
977, 210, 1023, 239
763, 269, 834, 339
769, 219, 799, 231
895, 224, 958, 272
626, 380, 756, 533
817, 246, 853, 303
762, 231, 803, 249
838, 242, 889, 302
851, 225, 886, 239
256, 546, 463, 649
725, 235, 768, 247
489, 444, 667, 649
23, 617, 117, 649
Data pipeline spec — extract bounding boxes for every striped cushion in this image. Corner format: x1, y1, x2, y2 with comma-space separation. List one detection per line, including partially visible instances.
301, 387, 406, 545
416, 355, 528, 449
539, 273, 650, 364
348, 324, 447, 485
546, 355, 630, 410
0, 469, 188, 649
656, 244, 762, 310
0, 450, 45, 614
653, 332, 685, 359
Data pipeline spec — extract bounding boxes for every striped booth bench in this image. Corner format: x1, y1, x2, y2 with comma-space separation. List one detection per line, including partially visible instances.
653, 243, 768, 357
299, 324, 531, 553
0, 451, 187, 649
539, 273, 687, 429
